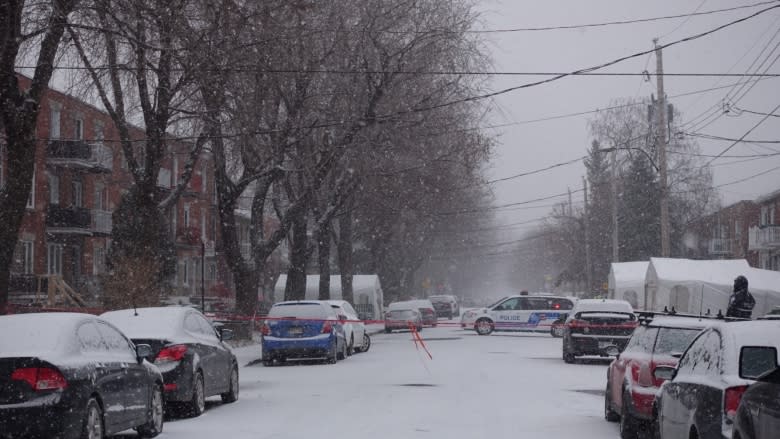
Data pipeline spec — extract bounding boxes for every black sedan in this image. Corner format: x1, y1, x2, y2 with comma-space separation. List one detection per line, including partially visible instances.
101, 306, 239, 418
0, 312, 164, 439
734, 367, 780, 439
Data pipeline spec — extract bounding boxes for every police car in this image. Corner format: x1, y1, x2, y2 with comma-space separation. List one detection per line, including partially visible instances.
460, 295, 575, 335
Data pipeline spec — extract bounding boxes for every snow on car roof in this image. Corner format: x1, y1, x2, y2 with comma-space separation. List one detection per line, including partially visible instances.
0, 313, 87, 358
719, 319, 780, 349
648, 316, 716, 330
574, 299, 634, 313
101, 307, 189, 340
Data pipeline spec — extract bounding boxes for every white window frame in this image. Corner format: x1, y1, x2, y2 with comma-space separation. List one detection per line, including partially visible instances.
72, 179, 83, 207
47, 171, 59, 205
47, 243, 63, 275
27, 166, 35, 209
17, 240, 34, 275
50, 103, 61, 140
74, 117, 84, 140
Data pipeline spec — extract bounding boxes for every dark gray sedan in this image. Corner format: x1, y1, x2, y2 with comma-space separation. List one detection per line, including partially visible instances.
734, 367, 780, 439
654, 321, 780, 439
102, 307, 239, 418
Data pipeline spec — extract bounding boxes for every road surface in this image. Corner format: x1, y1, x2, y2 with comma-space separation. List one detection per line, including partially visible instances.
122, 324, 621, 438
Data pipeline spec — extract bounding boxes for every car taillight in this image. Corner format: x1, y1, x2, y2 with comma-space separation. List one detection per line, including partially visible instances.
156, 344, 188, 362
261, 323, 271, 336
11, 367, 68, 391
567, 319, 587, 328
322, 322, 333, 334
724, 385, 748, 421
631, 363, 641, 383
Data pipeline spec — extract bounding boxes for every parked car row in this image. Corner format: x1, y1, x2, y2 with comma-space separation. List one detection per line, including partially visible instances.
429, 295, 460, 319
602, 313, 780, 439
260, 300, 371, 366
0, 306, 238, 439
460, 294, 575, 335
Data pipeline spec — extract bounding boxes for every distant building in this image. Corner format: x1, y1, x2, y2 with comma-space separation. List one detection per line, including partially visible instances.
685, 200, 759, 266
749, 189, 780, 271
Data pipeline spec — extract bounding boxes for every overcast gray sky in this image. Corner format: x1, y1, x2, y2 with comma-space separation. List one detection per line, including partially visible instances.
476, 0, 780, 233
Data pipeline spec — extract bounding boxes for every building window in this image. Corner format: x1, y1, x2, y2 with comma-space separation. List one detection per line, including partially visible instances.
171, 209, 177, 236
734, 220, 742, 242
47, 243, 63, 275
74, 118, 84, 140
27, 166, 35, 209
201, 211, 206, 241
207, 262, 216, 281
182, 260, 189, 286
94, 183, 107, 211
93, 245, 106, 275
183, 204, 190, 227
50, 104, 61, 140
47, 172, 60, 205
94, 121, 104, 143
72, 179, 83, 207
201, 162, 207, 194
13, 240, 34, 274
173, 156, 179, 187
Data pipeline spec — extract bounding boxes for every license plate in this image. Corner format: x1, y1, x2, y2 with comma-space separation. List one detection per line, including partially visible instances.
599, 341, 615, 349
289, 327, 304, 336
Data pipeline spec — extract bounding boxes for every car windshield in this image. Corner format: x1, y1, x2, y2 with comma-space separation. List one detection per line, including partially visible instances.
654, 327, 702, 355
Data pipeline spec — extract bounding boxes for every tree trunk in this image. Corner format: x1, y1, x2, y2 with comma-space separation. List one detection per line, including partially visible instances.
284, 210, 309, 301
336, 211, 354, 305
318, 226, 331, 300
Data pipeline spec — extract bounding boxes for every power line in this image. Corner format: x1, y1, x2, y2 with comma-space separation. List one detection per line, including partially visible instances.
659, 0, 709, 41
682, 131, 780, 144
462, 1, 778, 33
705, 102, 780, 164
487, 156, 586, 184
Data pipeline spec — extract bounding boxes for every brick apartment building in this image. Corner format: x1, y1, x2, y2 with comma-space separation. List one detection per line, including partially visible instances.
0, 75, 272, 308
685, 200, 760, 266
749, 189, 780, 271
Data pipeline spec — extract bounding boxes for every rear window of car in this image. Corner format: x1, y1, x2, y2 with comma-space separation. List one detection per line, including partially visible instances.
389, 310, 416, 318
269, 304, 329, 319
654, 327, 702, 355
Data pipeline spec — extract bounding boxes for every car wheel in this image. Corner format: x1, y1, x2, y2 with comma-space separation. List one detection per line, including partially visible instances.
360, 333, 371, 353
81, 398, 104, 439
185, 372, 206, 418
620, 390, 639, 439
327, 342, 338, 364
385, 328, 392, 334
347, 335, 354, 356
604, 382, 619, 422
221, 365, 239, 403
475, 318, 494, 335
337, 339, 347, 360
137, 386, 164, 438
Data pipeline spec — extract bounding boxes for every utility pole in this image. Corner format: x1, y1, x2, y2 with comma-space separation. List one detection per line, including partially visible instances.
611, 145, 619, 263
583, 177, 592, 294
655, 38, 671, 257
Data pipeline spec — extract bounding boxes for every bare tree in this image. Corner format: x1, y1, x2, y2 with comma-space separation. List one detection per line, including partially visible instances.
0, 0, 80, 313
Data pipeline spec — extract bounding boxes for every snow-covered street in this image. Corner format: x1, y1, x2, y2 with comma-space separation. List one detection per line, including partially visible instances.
127, 325, 621, 438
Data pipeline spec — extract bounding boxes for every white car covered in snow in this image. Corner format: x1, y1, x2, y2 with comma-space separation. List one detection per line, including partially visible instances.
326, 300, 370, 354
461, 295, 575, 335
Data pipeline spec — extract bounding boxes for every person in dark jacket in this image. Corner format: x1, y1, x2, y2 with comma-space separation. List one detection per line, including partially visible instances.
726, 275, 756, 319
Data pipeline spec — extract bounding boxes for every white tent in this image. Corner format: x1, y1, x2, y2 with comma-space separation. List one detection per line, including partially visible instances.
645, 258, 780, 316
273, 275, 384, 320
608, 261, 649, 309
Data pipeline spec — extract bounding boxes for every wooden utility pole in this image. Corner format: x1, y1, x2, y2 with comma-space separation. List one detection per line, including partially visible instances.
655, 39, 671, 257
583, 177, 593, 293
611, 145, 619, 263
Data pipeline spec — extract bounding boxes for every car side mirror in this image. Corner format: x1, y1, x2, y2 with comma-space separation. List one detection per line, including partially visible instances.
136, 344, 154, 363
654, 365, 677, 382
219, 328, 234, 341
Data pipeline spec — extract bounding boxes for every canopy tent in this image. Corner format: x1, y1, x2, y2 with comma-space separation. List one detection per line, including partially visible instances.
645, 258, 780, 316
608, 261, 649, 309
273, 275, 384, 320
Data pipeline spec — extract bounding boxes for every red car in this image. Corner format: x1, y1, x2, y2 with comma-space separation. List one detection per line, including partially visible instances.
604, 315, 712, 439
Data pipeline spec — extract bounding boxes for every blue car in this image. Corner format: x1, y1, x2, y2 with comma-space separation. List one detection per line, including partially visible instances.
261, 301, 348, 365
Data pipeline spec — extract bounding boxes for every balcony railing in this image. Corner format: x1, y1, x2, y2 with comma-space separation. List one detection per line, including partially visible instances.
708, 238, 733, 255
46, 205, 91, 231
47, 140, 113, 172
749, 225, 780, 250
92, 210, 112, 235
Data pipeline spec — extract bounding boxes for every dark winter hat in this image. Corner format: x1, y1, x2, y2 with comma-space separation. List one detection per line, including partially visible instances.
734, 275, 748, 290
